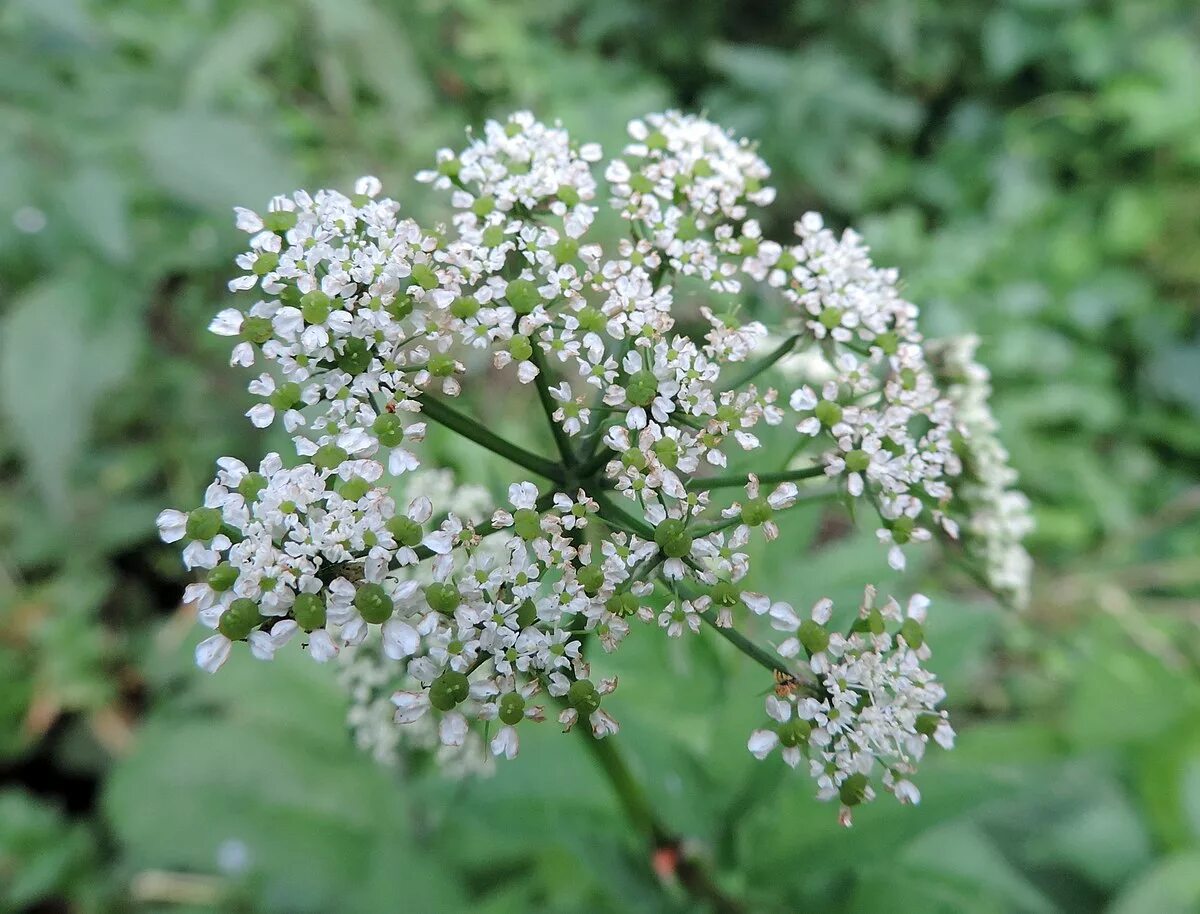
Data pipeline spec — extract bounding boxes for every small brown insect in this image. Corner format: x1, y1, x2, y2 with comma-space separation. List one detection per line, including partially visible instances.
773, 669, 800, 698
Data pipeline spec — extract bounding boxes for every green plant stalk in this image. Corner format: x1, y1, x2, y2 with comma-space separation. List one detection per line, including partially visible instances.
721, 333, 801, 390
591, 493, 798, 680
418, 394, 565, 483
687, 465, 826, 491
528, 346, 577, 469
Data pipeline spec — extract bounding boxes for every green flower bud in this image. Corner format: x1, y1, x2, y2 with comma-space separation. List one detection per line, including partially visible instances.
354, 583, 393, 624
429, 354, 456, 377
219, 597, 263, 640
819, 308, 843, 331
471, 196, 495, 217
437, 156, 460, 178
711, 580, 741, 607
839, 772, 870, 806
300, 291, 332, 324
577, 564, 604, 597
388, 295, 414, 321
237, 472, 268, 502
852, 608, 886, 635
647, 130, 669, 151
875, 331, 899, 355
556, 184, 580, 206
798, 619, 830, 655
264, 210, 297, 233
386, 515, 423, 548
740, 497, 773, 527
293, 592, 327, 631
208, 562, 239, 592
622, 447, 647, 472
890, 515, 915, 545
606, 591, 639, 618
499, 692, 526, 726
568, 679, 601, 716
372, 412, 405, 448
626, 369, 659, 407
337, 338, 372, 376
630, 173, 655, 195
505, 278, 541, 315
778, 718, 812, 748
815, 400, 843, 427
738, 235, 759, 256
899, 618, 924, 649
429, 670, 470, 711
252, 252, 279, 276
411, 263, 438, 290
652, 436, 679, 468
313, 444, 348, 470
450, 296, 479, 320
513, 509, 543, 541
845, 449, 871, 473
516, 599, 537, 629
551, 236, 580, 263
269, 382, 301, 411
916, 713, 942, 737
675, 215, 700, 242
654, 519, 693, 559
777, 251, 798, 272
481, 225, 506, 248
186, 507, 223, 541
508, 334, 533, 361
425, 582, 460, 615
339, 476, 370, 502
575, 306, 605, 334
240, 316, 273, 345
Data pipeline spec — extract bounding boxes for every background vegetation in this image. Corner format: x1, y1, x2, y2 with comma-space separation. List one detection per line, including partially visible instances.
2, 0, 1199, 911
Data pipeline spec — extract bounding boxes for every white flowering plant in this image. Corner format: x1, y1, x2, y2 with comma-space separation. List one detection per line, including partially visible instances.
158, 110, 1031, 839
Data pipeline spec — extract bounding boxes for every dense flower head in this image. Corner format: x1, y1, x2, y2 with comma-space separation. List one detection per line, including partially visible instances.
160, 110, 1030, 823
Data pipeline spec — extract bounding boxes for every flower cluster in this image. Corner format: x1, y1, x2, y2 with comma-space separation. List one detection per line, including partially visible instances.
750, 587, 954, 825
928, 336, 1035, 607
160, 110, 1029, 823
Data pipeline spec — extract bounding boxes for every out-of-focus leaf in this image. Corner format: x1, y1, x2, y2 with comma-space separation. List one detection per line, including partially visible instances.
138, 111, 297, 212
104, 646, 464, 914
1108, 851, 1200, 914
0, 277, 138, 519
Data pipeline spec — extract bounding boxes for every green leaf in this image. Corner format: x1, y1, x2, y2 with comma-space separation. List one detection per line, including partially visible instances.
0, 277, 138, 519
138, 111, 298, 213
103, 646, 464, 913
1109, 851, 1200, 914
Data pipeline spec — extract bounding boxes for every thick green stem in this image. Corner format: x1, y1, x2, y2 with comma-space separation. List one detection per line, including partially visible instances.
687, 465, 826, 491
721, 333, 801, 390
418, 395, 564, 483
572, 718, 663, 841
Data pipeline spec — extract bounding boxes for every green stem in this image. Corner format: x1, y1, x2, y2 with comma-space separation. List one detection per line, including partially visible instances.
418, 395, 565, 483
572, 718, 662, 840
695, 605, 793, 679
591, 493, 801, 683
721, 333, 801, 390
529, 346, 577, 469
561, 663, 745, 913
687, 466, 826, 491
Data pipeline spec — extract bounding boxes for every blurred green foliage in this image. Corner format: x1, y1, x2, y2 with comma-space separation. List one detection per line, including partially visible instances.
1, 0, 1198, 911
